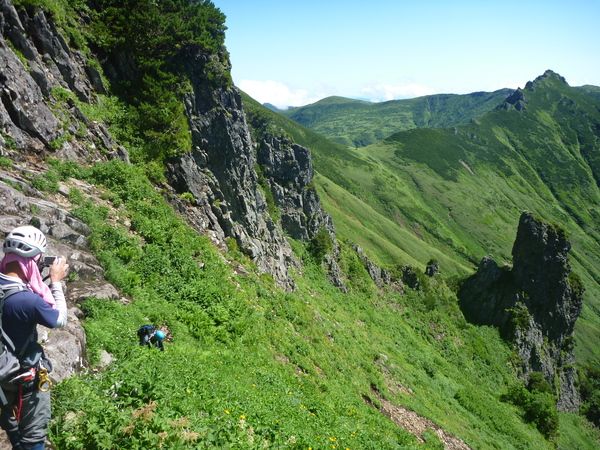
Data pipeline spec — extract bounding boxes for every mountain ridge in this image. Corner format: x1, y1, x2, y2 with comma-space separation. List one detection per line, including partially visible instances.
1, 0, 599, 447
280, 89, 515, 147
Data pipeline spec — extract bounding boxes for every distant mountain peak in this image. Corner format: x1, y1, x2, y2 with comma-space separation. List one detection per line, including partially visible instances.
525, 70, 569, 90
263, 103, 286, 112
497, 70, 571, 112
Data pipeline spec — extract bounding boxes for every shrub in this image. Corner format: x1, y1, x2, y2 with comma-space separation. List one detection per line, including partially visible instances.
525, 391, 558, 438
501, 374, 559, 438
527, 371, 552, 394
0, 156, 13, 168
307, 228, 333, 261
68, 187, 85, 205
32, 171, 60, 194
579, 364, 600, 426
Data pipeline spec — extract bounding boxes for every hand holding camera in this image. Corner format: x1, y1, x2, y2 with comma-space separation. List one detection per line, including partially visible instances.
47, 257, 69, 283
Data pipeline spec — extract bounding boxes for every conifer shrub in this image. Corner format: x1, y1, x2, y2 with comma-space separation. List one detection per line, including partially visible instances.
307, 228, 332, 261
501, 372, 559, 438
579, 364, 600, 426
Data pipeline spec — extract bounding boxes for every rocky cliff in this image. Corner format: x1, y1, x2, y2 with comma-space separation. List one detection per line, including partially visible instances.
0, 1, 344, 439
458, 212, 583, 412
1, 0, 338, 295
0, 0, 342, 376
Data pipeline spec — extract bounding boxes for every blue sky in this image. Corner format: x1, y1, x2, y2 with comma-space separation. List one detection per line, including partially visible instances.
214, 0, 600, 109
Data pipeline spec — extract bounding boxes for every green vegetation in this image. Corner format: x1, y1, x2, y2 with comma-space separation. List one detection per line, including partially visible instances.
272, 72, 600, 367
87, 0, 229, 165
4, 0, 600, 447
307, 228, 333, 261
19, 0, 229, 169
41, 160, 549, 447
280, 90, 513, 148
38, 159, 595, 448
575, 85, 600, 102
501, 378, 559, 438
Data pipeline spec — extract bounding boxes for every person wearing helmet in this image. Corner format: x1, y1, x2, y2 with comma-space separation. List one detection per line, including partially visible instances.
137, 325, 165, 351
0, 226, 69, 450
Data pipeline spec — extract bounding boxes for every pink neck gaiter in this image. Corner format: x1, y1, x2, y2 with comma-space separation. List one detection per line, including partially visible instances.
0, 253, 56, 308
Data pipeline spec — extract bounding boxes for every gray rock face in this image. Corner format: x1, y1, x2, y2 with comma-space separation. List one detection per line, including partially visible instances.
163, 47, 338, 291
0, 0, 125, 162
257, 135, 334, 242
165, 78, 299, 290
0, 21, 58, 148
458, 212, 582, 412
353, 245, 388, 288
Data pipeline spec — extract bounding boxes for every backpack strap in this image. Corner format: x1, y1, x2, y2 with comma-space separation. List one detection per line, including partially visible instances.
0, 286, 28, 301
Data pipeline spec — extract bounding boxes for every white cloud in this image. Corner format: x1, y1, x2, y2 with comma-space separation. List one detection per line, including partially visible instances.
360, 83, 436, 102
238, 80, 327, 109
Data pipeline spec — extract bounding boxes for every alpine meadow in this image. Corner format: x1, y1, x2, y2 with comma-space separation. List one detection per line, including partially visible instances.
0, 1, 599, 449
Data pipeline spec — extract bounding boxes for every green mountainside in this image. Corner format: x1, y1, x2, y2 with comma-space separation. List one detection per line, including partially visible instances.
576, 85, 600, 102
3, 0, 600, 447
250, 71, 600, 363
241, 70, 600, 446
300, 71, 600, 362
250, 70, 600, 365
280, 89, 513, 147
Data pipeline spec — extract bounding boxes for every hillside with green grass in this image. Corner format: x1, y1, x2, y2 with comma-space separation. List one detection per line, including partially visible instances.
47, 159, 596, 449
2, 0, 600, 448
248, 78, 600, 365
576, 85, 600, 102
245, 72, 600, 444
280, 89, 513, 147
283, 71, 600, 365
242, 93, 475, 277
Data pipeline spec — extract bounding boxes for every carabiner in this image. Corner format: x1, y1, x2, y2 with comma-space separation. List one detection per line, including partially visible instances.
38, 368, 52, 392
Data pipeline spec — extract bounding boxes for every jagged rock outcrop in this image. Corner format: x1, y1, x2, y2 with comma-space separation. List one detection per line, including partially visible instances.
256, 134, 349, 290
0, 1, 126, 163
496, 70, 569, 113
165, 47, 339, 291
458, 212, 583, 412
165, 70, 299, 290
256, 135, 333, 241
425, 259, 439, 277
353, 245, 390, 288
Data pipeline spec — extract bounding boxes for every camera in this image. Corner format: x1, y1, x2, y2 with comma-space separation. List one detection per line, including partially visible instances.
39, 256, 60, 268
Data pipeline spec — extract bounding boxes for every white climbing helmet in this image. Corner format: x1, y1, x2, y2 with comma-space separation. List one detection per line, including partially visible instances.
3, 225, 47, 258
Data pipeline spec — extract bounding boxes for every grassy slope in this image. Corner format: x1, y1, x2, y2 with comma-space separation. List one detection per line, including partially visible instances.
575, 85, 600, 102
280, 89, 513, 148
47, 161, 578, 449
360, 73, 600, 366
42, 84, 600, 448
242, 92, 477, 277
